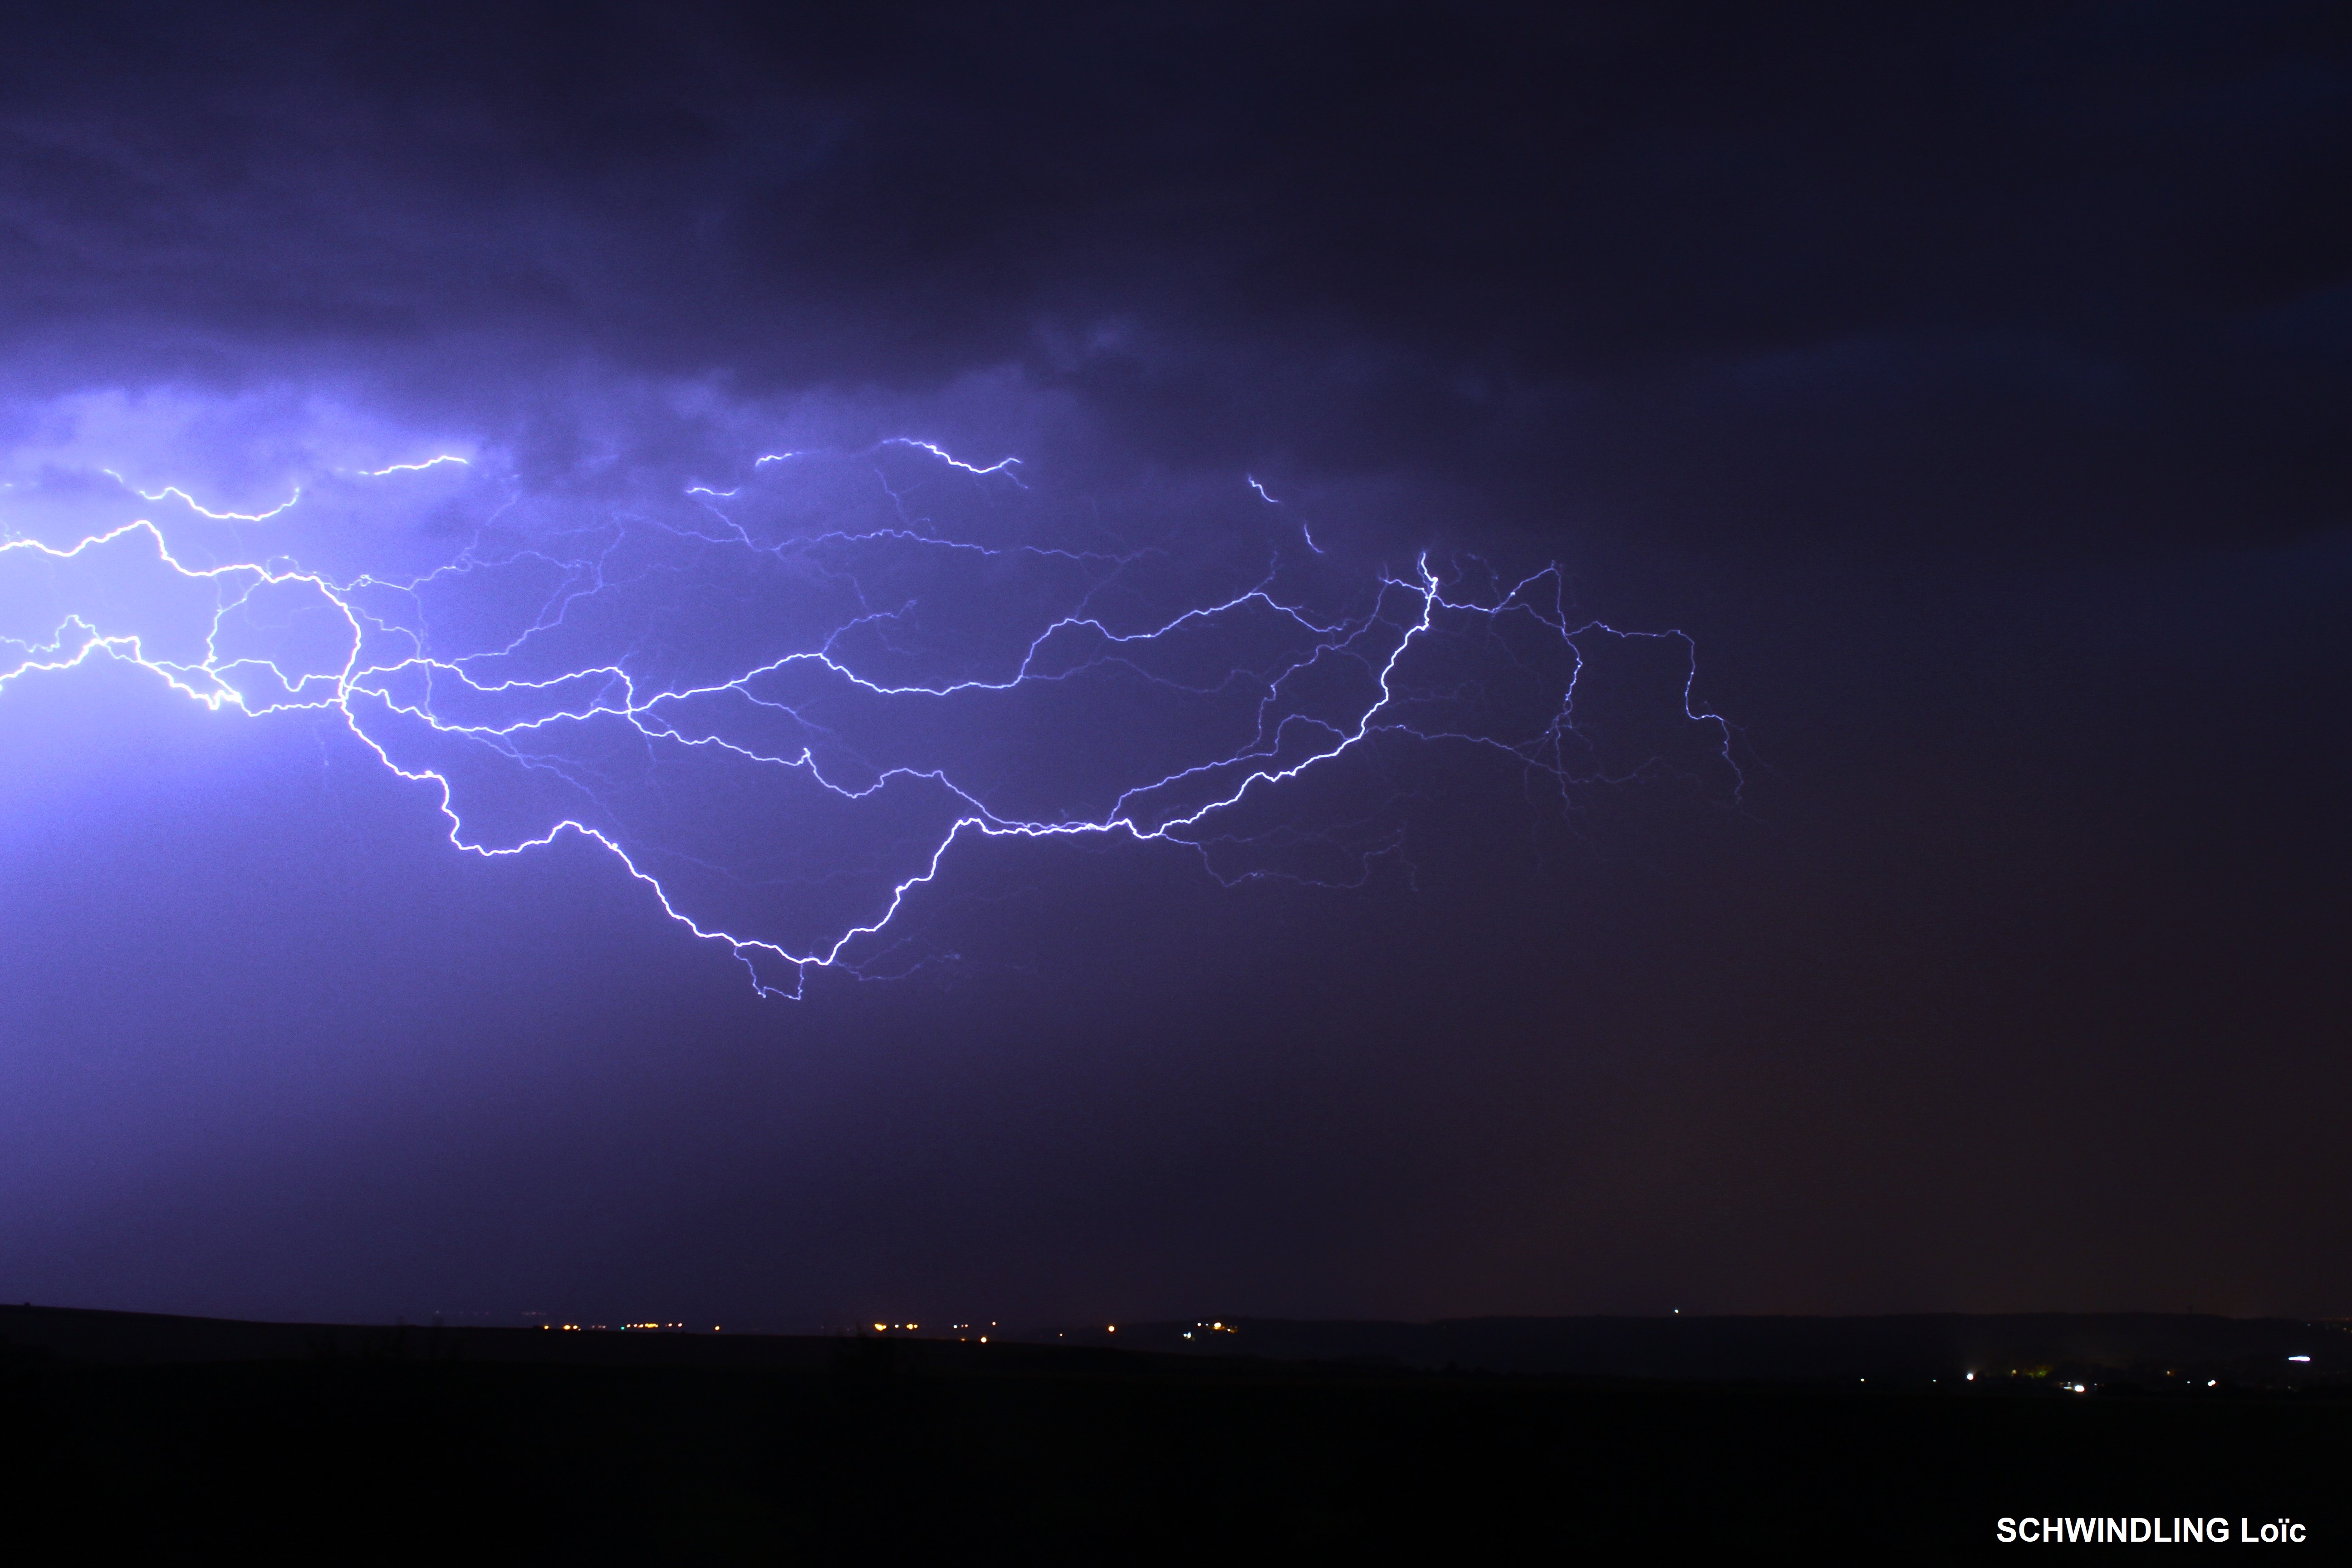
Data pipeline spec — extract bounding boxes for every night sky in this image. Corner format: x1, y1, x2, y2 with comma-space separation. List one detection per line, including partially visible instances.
0, 3, 2344, 1332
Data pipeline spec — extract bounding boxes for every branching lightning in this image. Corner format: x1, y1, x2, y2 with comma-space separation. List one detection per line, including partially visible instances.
0, 441, 1738, 997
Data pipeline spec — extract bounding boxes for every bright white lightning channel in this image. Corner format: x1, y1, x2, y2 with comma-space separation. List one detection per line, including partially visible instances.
0, 442, 1737, 997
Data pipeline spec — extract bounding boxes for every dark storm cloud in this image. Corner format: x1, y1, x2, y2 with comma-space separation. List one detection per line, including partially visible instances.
2, 1, 2346, 547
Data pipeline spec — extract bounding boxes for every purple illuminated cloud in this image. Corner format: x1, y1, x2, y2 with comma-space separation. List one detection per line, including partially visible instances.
0, 391, 1740, 996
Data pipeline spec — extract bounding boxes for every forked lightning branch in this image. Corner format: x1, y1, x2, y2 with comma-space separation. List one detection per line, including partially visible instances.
1, 440, 1738, 996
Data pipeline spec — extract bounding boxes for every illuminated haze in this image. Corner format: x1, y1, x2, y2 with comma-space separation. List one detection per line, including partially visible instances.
0, 4, 2344, 1328
3, 396, 1736, 995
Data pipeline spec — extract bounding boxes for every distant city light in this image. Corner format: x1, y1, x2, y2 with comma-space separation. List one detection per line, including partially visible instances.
2289, 1355, 2310, 1362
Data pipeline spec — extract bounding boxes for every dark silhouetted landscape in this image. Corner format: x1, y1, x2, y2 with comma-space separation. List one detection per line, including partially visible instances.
5, 1303, 2346, 1558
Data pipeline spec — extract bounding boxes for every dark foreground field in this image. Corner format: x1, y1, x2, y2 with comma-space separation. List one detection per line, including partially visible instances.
3, 1306, 2343, 1561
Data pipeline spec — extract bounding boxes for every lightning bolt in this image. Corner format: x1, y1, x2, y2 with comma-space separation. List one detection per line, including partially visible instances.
1, 439, 1738, 998
1248, 474, 1321, 554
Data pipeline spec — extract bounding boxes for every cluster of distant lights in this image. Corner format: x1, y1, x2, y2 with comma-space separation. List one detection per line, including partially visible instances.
505, 1314, 2323, 1384
1964, 1360, 2317, 1392
870, 1320, 991, 1340
539, 1321, 705, 1331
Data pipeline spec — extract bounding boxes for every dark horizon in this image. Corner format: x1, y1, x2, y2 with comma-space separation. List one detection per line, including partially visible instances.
8, 1298, 2344, 1390
0, 2, 2345, 1333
